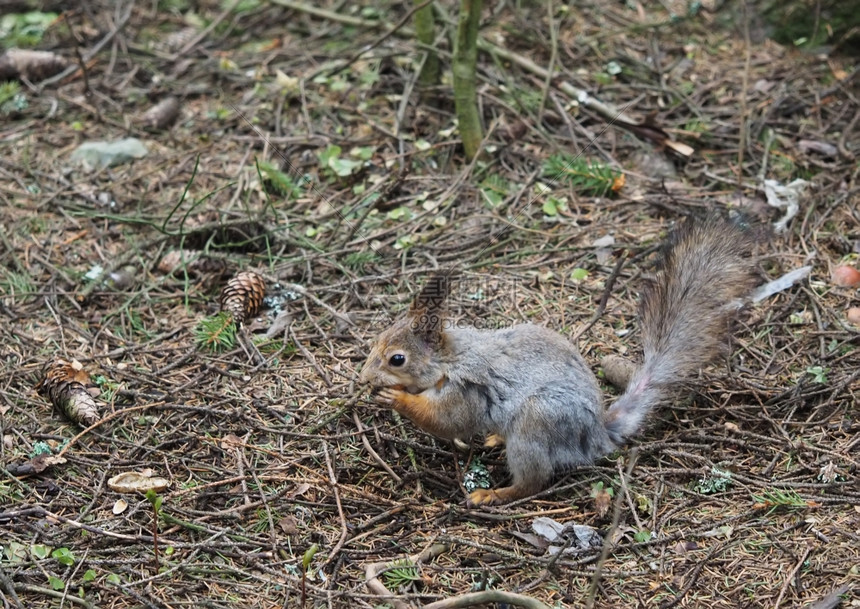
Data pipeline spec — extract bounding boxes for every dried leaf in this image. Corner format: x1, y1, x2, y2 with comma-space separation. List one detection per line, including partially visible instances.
289, 482, 311, 498
278, 515, 299, 535
510, 531, 550, 550
265, 309, 293, 338
221, 434, 243, 448
108, 471, 171, 494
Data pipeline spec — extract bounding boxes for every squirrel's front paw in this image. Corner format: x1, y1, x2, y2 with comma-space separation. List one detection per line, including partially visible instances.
467, 488, 501, 507
375, 387, 406, 408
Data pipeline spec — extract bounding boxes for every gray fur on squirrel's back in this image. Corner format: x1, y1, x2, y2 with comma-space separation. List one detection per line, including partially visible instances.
444, 324, 616, 464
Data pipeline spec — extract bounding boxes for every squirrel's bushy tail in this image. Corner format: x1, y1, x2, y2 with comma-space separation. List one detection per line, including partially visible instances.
604, 216, 758, 445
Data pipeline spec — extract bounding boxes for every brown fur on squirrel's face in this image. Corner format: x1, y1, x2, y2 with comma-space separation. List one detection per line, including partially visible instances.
359, 314, 447, 394
359, 274, 453, 394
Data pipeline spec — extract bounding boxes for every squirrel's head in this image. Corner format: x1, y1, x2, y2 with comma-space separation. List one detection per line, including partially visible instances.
359, 273, 452, 393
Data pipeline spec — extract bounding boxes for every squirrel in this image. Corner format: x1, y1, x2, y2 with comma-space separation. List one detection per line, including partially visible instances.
359, 216, 757, 507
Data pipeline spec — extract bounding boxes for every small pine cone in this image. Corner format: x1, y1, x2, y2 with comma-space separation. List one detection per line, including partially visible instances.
220, 271, 266, 325
37, 360, 100, 427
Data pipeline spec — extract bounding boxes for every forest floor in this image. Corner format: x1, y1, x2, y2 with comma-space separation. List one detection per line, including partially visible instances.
1, 0, 858, 608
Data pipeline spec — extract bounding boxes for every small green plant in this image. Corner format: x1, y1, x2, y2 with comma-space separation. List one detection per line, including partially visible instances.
31, 544, 50, 559
0, 12, 58, 47
146, 489, 163, 567
0, 269, 36, 303
382, 559, 421, 590
590, 480, 614, 498
751, 488, 810, 515
344, 250, 378, 272
92, 375, 120, 403
301, 544, 319, 606
479, 174, 509, 207
633, 529, 652, 543
196, 312, 238, 352
542, 196, 568, 217
569, 268, 588, 282
805, 366, 828, 384
0, 81, 27, 115
51, 547, 75, 566
501, 85, 542, 114
318, 144, 362, 179
543, 154, 624, 197
256, 159, 302, 199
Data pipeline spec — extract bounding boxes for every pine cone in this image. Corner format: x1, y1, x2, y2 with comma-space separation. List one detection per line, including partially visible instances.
220, 271, 266, 325
37, 360, 100, 427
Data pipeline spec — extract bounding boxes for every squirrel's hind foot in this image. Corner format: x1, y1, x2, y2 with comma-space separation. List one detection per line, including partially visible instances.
483, 433, 505, 448
467, 484, 531, 507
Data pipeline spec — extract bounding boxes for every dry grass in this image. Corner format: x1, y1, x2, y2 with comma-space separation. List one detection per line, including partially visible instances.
0, 1, 858, 608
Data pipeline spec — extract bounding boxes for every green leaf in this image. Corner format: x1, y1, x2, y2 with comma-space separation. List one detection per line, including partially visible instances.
386, 207, 410, 221
633, 529, 651, 543
349, 146, 375, 161
542, 199, 558, 216
570, 268, 588, 282
302, 544, 319, 570
805, 366, 828, 384
4, 542, 27, 563
51, 547, 75, 566
31, 544, 51, 559
82, 569, 97, 583
328, 156, 362, 177
393, 235, 415, 250
317, 145, 341, 167
590, 480, 614, 497
106, 573, 121, 585
0, 11, 59, 47
49, 576, 65, 591
482, 189, 503, 207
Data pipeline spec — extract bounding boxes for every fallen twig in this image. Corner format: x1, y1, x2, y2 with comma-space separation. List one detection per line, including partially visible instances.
423, 590, 552, 609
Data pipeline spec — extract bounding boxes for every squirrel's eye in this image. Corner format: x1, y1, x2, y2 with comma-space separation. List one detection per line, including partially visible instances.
389, 354, 406, 367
